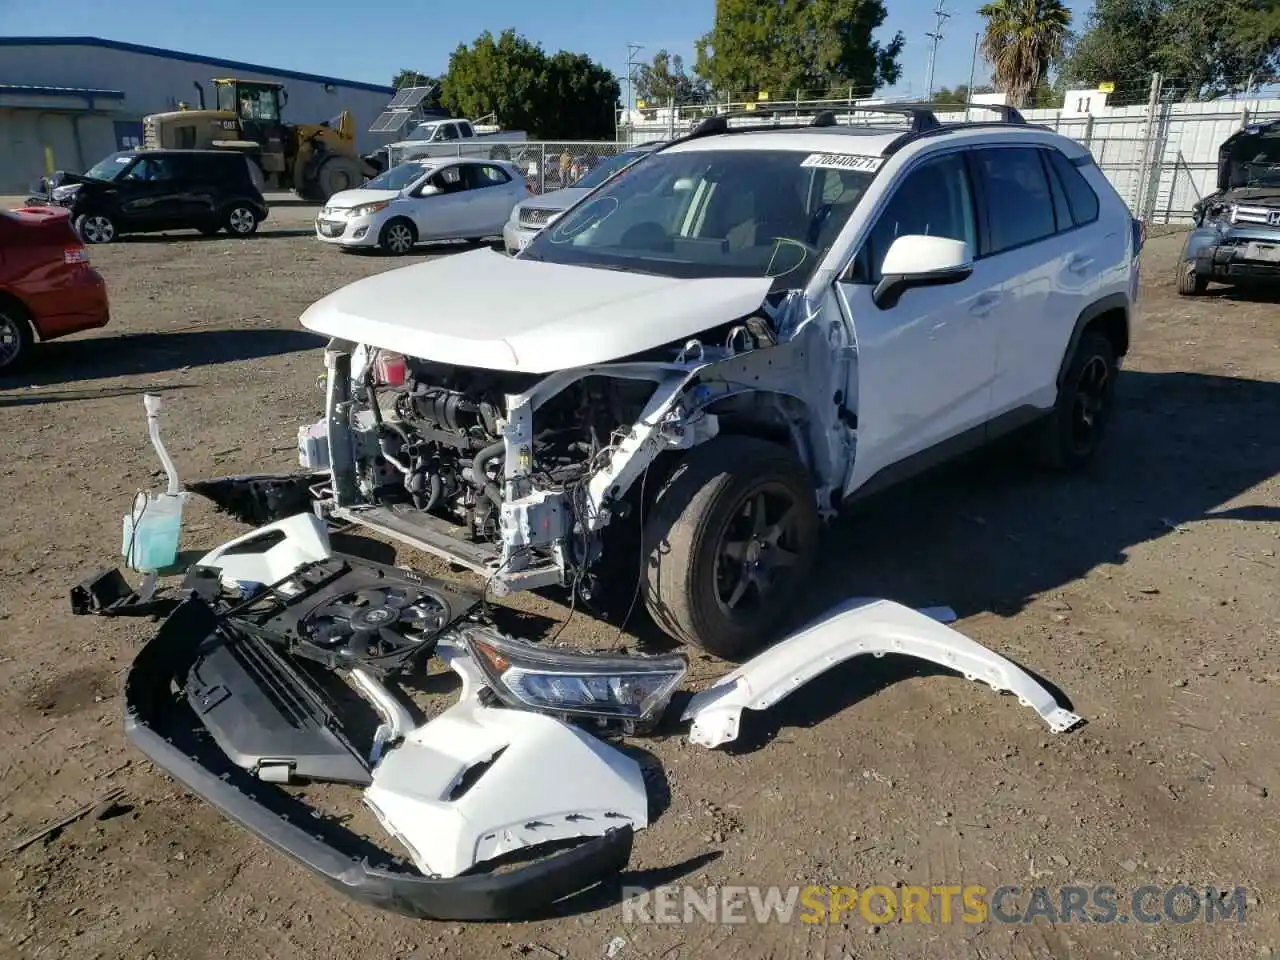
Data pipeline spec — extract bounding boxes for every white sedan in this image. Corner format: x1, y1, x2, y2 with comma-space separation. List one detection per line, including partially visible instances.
315, 158, 529, 255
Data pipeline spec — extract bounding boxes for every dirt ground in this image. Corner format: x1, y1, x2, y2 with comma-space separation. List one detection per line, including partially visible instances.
0, 210, 1278, 960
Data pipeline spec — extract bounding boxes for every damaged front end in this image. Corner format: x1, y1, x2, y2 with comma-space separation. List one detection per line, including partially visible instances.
191, 286, 855, 605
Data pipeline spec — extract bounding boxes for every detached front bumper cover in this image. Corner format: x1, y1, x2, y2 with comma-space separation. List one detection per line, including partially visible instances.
123, 598, 633, 921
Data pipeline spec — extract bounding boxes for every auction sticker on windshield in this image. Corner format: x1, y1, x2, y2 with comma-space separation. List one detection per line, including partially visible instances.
801, 153, 884, 172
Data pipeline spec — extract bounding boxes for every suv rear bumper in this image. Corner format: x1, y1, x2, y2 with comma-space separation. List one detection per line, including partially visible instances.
123, 599, 634, 921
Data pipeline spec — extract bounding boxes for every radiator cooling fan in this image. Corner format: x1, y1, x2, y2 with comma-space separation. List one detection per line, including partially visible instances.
301, 583, 447, 663
227, 556, 480, 675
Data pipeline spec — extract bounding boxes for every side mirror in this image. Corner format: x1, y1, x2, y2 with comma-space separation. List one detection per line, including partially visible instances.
417, 184, 441, 198
871, 235, 973, 310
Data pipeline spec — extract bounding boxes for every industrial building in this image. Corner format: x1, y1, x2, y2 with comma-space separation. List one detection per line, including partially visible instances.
0, 36, 395, 194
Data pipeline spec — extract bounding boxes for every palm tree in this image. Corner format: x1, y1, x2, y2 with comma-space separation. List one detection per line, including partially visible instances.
979, 0, 1072, 108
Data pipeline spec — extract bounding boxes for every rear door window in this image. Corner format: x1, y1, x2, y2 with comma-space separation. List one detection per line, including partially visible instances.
1044, 149, 1100, 227
465, 163, 511, 189
972, 147, 1057, 254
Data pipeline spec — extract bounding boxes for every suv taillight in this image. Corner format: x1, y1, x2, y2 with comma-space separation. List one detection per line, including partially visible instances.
64, 246, 90, 265
1131, 218, 1146, 254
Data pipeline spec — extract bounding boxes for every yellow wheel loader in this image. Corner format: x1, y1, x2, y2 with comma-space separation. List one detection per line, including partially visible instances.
142, 79, 382, 202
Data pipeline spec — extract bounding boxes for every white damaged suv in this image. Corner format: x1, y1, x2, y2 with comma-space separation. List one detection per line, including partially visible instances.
255, 105, 1141, 660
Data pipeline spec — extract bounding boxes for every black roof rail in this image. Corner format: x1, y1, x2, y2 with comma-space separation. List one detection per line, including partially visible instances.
881, 104, 1036, 156
929, 101, 1027, 124
683, 102, 941, 140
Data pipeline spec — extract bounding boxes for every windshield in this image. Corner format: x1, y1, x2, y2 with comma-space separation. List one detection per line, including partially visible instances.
363, 162, 431, 191
574, 150, 651, 190
84, 152, 136, 181
407, 123, 438, 142
519, 147, 877, 289
1227, 134, 1280, 188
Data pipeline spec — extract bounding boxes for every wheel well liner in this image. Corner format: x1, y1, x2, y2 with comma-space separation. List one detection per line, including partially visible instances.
1057, 293, 1129, 388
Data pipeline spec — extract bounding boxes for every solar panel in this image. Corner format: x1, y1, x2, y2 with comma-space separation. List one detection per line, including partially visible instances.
387, 85, 434, 110
369, 110, 412, 133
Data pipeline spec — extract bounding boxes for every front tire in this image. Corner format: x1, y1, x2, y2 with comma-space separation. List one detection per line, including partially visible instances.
224, 204, 260, 236
642, 435, 819, 660
1176, 260, 1208, 296
0, 304, 35, 374
379, 218, 417, 255
75, 213, 117, 244
1025, 329, 1118, 471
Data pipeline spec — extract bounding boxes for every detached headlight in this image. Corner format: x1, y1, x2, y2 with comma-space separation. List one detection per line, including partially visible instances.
462, 626, 687, 732
350, 200, 390, 217
51, 184, 80, 201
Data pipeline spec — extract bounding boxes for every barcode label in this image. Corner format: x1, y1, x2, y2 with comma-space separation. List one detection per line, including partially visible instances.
800, 153, 885, 172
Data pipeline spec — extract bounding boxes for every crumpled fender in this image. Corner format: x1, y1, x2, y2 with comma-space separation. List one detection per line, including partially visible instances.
681, 598, 1083, 748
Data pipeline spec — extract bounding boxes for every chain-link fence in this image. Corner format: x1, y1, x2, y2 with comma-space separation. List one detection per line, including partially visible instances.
384, 140, 631, 195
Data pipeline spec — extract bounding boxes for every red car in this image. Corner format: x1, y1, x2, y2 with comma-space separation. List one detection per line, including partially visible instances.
0, 206, 109, 372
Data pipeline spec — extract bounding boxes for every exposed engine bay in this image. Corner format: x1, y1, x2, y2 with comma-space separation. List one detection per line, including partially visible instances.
295, 306, 847, 601
356, 352, 653, 547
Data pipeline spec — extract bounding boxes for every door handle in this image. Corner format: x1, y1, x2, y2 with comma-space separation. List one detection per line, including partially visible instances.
1067, 254, 1094, 273
969, 292, 1002, 316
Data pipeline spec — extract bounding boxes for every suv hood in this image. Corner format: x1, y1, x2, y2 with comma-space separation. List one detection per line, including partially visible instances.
298, 247, 773, 373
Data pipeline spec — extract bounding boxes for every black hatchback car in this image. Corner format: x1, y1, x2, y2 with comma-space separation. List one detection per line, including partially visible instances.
28, 149, 269, 244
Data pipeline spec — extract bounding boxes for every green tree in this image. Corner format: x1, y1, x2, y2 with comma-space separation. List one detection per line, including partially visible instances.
634, 49, 709, 105
1063, 0, 1279, 98
930, 83, 997, 104
979, 0, 1073, 108
1154, 0, 1280, 96
440, 30, 620, 140
392, 69, 433, 90
693, 0, 903, 98
1059, 0, 1161, 99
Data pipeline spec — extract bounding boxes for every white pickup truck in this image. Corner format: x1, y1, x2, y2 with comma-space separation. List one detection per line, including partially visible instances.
380, 118, 529, 167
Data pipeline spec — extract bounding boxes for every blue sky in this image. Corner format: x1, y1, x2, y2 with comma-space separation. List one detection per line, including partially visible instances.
0, 0, 1089, 102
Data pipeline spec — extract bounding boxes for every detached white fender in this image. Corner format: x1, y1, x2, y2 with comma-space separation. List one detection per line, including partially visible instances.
681, 598, 1083, 748
365, 697, 649, 879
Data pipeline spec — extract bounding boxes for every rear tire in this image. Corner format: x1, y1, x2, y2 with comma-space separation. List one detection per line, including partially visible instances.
0, 303, 35, 374
1176, 260, 1208, 296
224, 204, 260, 236
75, 213, 117, 244
313, 156, 363, 203
641, 435, 819, 661
379, 218, 417, 255
1025, 329, 1118, 472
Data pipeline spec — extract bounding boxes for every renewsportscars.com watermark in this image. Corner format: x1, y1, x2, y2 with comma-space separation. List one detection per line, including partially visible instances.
621, 884, 1251, 926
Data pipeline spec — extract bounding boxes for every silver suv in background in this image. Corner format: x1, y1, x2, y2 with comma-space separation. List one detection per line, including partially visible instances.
503, 141, 664, 254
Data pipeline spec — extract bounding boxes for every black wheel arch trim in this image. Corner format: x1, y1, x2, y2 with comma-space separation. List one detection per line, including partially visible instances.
123, 598, 635, 921
1055, 293, 1129, 389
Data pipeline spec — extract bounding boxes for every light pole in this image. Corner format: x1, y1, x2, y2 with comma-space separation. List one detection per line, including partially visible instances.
625, 42, 644, 113
923, 0, 951, 101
